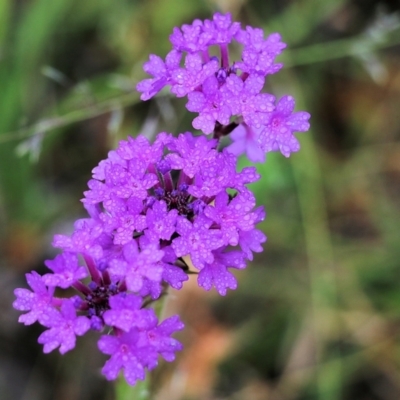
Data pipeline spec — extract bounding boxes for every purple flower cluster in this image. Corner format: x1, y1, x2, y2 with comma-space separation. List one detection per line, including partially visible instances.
137, 12, 310, 162
14, 132, 266, 384
14, 12, 308, 387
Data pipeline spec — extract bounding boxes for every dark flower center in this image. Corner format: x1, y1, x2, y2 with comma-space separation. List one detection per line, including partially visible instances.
86, 283, 118, 317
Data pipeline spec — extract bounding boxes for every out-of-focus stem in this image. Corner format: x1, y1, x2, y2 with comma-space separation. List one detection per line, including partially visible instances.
271, 72, 342, 399
115, 376, 150, 400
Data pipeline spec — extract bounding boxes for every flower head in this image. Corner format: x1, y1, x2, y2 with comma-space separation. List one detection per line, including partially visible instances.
98, 313, 184, 385
136, 13, 309, 162
14, 128, 265, 385
261, 95, 311, 157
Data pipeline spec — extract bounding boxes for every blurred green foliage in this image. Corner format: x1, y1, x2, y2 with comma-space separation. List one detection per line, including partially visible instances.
2, 1, 400, 400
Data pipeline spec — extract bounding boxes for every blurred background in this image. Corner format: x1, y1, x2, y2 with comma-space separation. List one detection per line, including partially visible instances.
1, 0, 400, 399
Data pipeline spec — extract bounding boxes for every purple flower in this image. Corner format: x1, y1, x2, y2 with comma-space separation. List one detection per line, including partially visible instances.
170, 19, 213, 53
103, 293, 154, 332
204, 191, 257, 246
136, 50, 181, 100
232, 166, 261, 193
13, 272, 58, 326
139, 245, 188, 299
108, 240, 164, 292
161, 262, 189, 290
38, 299, 90, 354
146, 200, 178, 241
43, 252, 88, 289
140, 315, 184, 363
114, 161, 158, 199
84, 159, 158, 205
227, 96, 310, 161
82, 179, 110, 205
198, 249, 246, 295
172, 215, 224, 269
205, 12, 241, 46
116, 134, 171, 165
53, 217, 104, 260
98, 313, 183, 385
100, 195, 146, 245
98, 329, 147, 385
222, 74, 275, 128
170, 13, 240, 52
261, 95, 311, 157
186, 76, 231, 134
91, 149, 124, 181
226, 124, 266, 163
235, 29, 286, 75
165, 132, 217, 178
188, 150, 237, 198
170, 53, 219, 98
138, 278, 164, 300
161, 246, 188, 289
238, 206, 267, 260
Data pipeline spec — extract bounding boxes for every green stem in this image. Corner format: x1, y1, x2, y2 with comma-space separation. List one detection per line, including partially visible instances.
0, 91, 139, 144
271, 72, 342, 398
115, 375, 150, 400
292, 129, 342, 400
283, 28, 400, 67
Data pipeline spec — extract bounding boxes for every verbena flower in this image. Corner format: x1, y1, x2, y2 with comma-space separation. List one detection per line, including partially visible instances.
14, 131, 265, 384
136, 12, 310, 162
98, 313, 184, 386
14, 12, 304, 387
38, 299, 90, 355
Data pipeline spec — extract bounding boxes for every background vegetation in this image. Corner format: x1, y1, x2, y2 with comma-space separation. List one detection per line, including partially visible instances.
2, 0, 400, 399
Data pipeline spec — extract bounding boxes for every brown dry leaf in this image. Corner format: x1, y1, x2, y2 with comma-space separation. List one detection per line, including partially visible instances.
157, 275, 236, 399
3, 222, 43, 271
